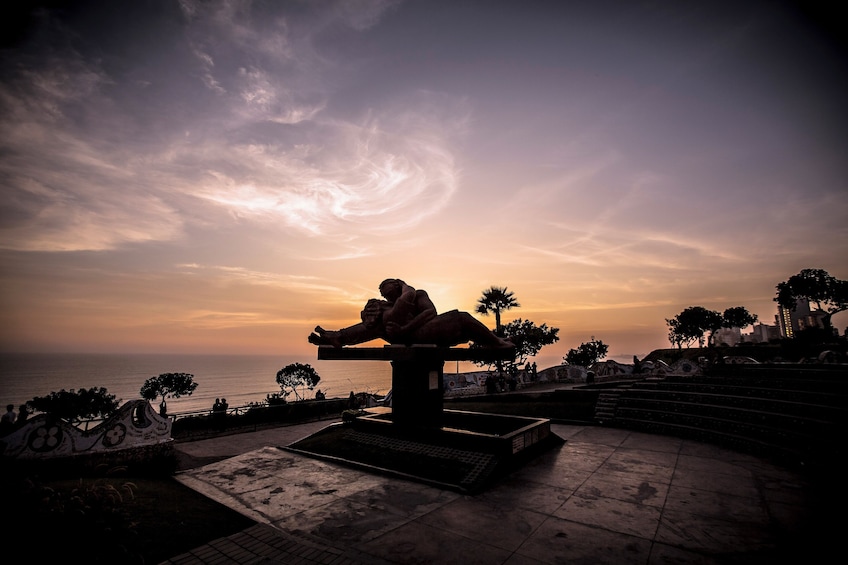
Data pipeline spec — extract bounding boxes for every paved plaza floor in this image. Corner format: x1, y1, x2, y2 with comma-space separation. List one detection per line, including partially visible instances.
165, 419, 834, 564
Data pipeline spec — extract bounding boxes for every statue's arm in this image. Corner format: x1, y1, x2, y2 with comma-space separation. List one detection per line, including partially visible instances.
384, 289, 437, 340
383, 283, 418, 324
399, 290, 437, 335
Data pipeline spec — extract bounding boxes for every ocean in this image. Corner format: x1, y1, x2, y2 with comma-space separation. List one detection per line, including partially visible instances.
0, 353, 398, 416
0, 351, 577, 418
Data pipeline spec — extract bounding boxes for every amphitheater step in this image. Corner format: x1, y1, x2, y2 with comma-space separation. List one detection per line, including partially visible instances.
613, 416, 822, 468
594, 391, 622, 424
602, 364, 847, 468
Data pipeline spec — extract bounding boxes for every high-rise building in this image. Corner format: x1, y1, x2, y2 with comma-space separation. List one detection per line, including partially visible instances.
776, 298, 823, 338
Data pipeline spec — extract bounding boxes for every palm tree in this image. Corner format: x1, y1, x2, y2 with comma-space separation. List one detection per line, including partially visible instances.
476, 286, 520, 335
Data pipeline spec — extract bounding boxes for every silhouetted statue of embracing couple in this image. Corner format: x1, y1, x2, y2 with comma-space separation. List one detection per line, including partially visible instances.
308, 278, 514, 350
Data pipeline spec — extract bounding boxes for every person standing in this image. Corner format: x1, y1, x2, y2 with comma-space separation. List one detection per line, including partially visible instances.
216, 398, 229, 430
1, 404, 16, 435
16, 404, 29, 426
486, 374, 498, 394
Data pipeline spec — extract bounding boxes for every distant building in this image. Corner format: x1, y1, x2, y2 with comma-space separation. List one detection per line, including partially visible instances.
743, 323, 780, 343
775, 298, 826, 338
776, 299, 807, 338
713, 327, 742, 347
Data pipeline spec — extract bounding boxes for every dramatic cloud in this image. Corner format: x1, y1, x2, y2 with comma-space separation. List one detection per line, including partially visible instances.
1, 0, 845, 359
0, 0, 460, 251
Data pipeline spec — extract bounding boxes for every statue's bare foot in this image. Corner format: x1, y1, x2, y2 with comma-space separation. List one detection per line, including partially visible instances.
308, 327, 343, 347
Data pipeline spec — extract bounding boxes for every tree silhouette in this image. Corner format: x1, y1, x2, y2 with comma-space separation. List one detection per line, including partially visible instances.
276, 363, 321, 402
722, 306, 758, 330
476, 286, 520, 335
666, 316, 691, 349
490, 318, 559, 366
475, 286, 521, 376
775, 268, 848, 332
27, 387, 120, 423
667, 305, 759, 348
666, 306, 723, 348
140, 373, 198, 414
564, 337, 609, 367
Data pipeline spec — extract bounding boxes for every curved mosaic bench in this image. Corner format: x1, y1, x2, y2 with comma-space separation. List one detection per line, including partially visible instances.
1, 399, 171, 460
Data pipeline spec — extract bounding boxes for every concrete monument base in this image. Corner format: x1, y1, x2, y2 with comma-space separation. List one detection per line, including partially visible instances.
290, 345, 564, 492
285, 409, 563, 493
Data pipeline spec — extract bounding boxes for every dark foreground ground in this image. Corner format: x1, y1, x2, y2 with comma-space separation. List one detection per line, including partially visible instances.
166, 420, 841, 565
3, 377, 843, 565
2, 409, 343, 564
3, 447, 257, 564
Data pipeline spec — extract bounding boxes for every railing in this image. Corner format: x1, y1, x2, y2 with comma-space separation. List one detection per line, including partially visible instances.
57, 401, 293, 431
166, 404, 252, 421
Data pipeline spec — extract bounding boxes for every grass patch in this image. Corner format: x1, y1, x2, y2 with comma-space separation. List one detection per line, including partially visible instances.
3, 471, 254, 564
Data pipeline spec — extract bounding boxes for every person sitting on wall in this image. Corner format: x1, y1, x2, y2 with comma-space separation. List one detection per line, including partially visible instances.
308, 278, 514, 350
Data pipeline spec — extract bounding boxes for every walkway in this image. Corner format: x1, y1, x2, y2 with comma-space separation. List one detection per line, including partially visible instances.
163, 418, 834, 564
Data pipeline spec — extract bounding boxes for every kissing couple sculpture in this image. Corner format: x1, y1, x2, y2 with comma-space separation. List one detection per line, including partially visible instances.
308, 278, 515, 351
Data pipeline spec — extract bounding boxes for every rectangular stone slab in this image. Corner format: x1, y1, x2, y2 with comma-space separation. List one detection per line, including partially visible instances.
317, 344, 515, 362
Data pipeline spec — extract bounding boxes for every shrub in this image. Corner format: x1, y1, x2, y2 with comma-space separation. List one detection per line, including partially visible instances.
27, 387, 120, 422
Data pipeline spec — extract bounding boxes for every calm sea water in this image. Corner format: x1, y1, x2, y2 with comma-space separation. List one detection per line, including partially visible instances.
0, 351, 578, 417
0, 353, 398, 415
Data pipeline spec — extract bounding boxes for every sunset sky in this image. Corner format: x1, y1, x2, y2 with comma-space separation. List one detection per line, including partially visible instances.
1, 0, 846, 367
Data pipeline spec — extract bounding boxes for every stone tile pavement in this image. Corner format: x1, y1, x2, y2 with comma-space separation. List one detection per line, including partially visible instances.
164, 421, 835, 564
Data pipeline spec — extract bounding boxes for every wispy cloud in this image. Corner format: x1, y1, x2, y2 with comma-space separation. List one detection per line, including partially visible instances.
0, 59, 185, 250
193, 116, 458, 236
2, 1, 845, 357
181, 309, 274, 330
0, 0, 461, 251
176, 264, 368, 305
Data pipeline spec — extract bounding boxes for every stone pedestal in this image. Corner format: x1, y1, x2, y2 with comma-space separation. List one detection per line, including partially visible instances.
390, 356, 444, 426
317, 344, 512, 427
302, 345, 563, 493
